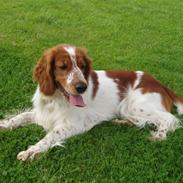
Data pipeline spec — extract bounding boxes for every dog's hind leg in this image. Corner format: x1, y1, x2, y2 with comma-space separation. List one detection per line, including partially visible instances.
118, 89, 180, 140
120, 103, 180, 140
126, 110, 179, 140
0, 111, 35, 129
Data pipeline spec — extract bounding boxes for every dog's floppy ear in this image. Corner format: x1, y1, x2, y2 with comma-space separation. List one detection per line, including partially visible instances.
33, 48, 56, 95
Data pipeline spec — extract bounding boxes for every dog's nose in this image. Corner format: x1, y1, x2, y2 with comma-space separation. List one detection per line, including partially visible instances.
75, 83, 87, 94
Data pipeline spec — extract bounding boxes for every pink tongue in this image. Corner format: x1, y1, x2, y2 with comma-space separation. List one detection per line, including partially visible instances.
69, 95, 85, 107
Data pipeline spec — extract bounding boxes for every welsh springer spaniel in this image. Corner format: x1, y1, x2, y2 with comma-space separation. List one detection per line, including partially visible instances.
1, 44, 183, 161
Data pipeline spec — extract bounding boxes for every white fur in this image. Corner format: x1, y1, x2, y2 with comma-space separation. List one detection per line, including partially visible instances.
133, 71, 143, 88
67, 71, 74, 84
175, 103, 183, 115
0, 70, 181, 160
63, 46, 76, 64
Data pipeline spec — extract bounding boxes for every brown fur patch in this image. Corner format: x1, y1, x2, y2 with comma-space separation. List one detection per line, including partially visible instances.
91, 71, 99, 99
106, 70, 137, 100
75, 47, 92, 81
137, 73, 174, 112
33, 48, 57, 95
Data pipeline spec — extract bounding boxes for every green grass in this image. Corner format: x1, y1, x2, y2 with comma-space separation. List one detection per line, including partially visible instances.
0, 0, 183, 182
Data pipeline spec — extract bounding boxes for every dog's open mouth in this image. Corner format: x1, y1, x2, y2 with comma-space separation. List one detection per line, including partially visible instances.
69, 95, 85, 107
56, 82, 86, 107
63, 90, 85, 107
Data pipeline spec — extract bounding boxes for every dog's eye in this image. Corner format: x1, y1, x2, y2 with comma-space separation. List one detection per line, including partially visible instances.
81, 64, 86, 70
60, 64, 67, 70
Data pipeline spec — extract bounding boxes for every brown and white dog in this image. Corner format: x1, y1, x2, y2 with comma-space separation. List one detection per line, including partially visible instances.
1, 44, 183, 161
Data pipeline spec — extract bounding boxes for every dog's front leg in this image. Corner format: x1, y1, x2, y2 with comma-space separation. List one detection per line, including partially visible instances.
0, 112, 35, 129
17, 125, 84, 161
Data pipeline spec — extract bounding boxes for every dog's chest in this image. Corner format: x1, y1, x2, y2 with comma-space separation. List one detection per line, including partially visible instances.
33, 90, 69, 130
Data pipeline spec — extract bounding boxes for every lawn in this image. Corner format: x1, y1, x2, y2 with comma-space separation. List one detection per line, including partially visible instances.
0, 0, 183, 182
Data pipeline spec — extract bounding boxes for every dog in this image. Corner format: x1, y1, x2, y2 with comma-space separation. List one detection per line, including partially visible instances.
0, 44, 183, 161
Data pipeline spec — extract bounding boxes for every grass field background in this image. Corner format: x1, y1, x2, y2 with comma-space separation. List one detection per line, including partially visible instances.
0, 0, 183, 182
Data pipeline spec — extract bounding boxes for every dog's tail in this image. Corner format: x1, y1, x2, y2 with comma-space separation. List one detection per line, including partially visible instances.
164, 86, 183, 115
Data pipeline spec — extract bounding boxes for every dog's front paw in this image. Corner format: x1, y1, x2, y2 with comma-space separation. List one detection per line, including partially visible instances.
17, 147, 40, 161
149, 130, 167, 141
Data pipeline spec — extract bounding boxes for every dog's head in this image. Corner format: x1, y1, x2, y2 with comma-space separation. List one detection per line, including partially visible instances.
33, 44, 92, 107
